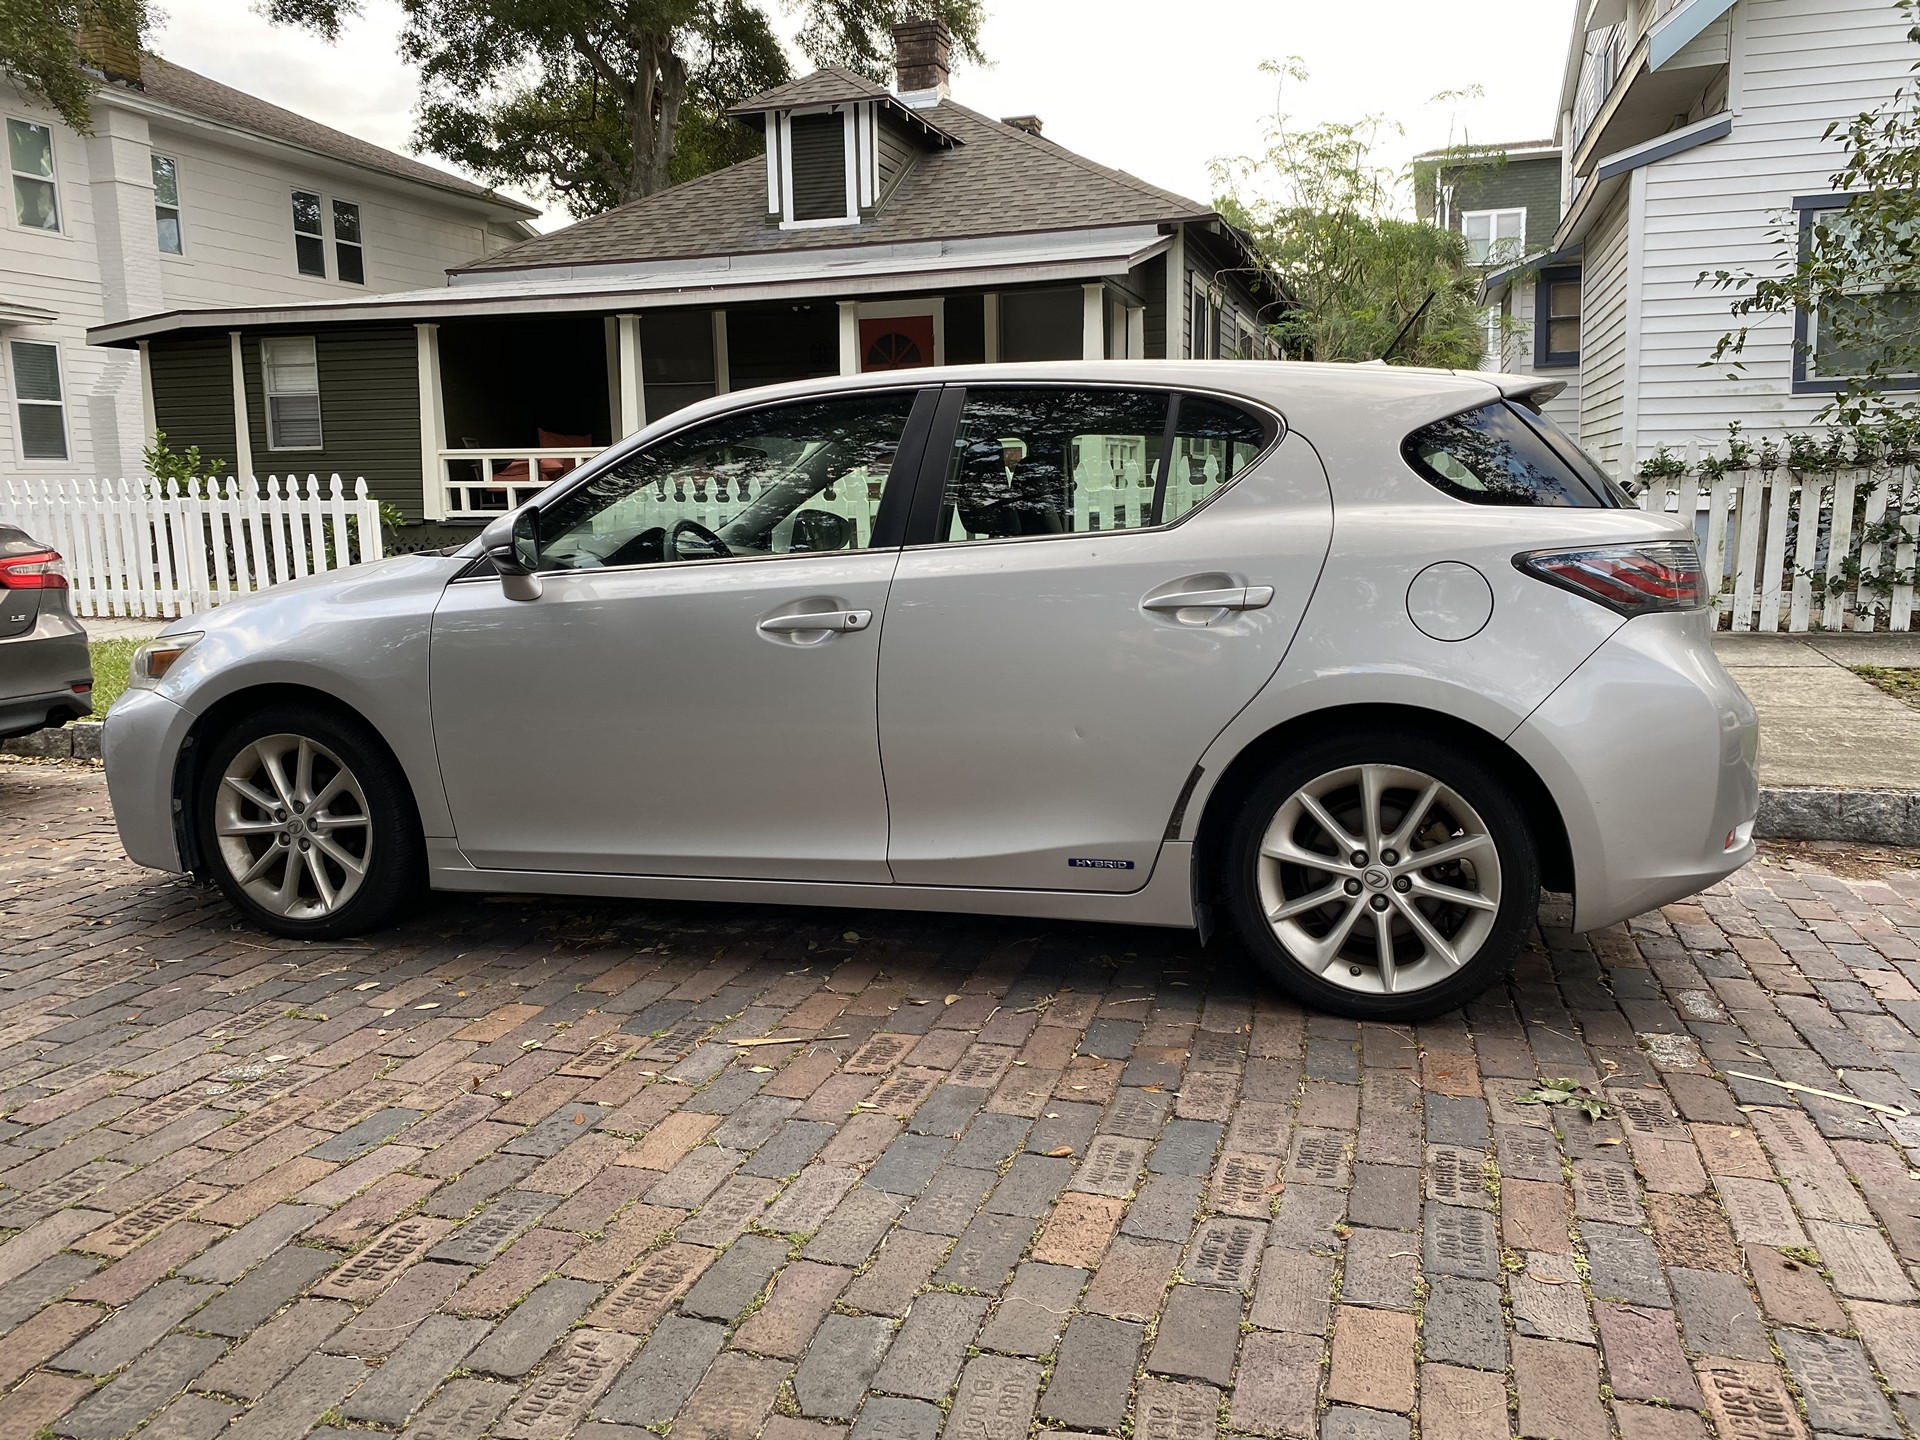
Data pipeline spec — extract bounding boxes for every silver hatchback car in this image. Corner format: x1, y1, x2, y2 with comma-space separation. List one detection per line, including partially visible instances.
104, 362, 1758, 1019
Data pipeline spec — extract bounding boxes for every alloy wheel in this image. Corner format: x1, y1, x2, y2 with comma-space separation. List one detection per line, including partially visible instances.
1255, 762, 1502, 997
213, 732, 373, 920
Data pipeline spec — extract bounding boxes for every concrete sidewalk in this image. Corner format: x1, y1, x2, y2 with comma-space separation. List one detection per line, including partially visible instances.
1714, 632, 1920, 790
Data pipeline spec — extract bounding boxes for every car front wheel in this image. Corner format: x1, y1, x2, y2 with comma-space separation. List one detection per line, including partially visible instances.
197, 704, 422, 938
1224, 732, 1540, 1020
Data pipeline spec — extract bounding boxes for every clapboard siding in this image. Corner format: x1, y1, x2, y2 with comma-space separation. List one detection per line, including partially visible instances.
1625, 0, 1917, 463
1140, 253, 1168, 359
241, 326, 422, 517
147, 333, 238, 467
875, 114, 917, 200
1577, 190, 1633, 472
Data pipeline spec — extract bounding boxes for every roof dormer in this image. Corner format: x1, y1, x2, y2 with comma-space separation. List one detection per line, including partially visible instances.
729, 44, 960, 231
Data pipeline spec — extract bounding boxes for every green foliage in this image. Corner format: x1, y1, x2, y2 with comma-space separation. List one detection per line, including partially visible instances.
1700, 0, 1920, 427
265, 0, 984, 217
1512, 1077, 1610, 1122
1212, 61, 1486, 368
142, 430, 225, 487
0, 0, 152, 134
87, 637, 139, 716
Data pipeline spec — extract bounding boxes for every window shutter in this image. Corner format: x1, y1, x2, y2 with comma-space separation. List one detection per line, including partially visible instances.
789, 113, 849, 222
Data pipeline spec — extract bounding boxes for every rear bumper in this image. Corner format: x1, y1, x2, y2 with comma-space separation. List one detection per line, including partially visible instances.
1508, 610, 1758, 932
103, 687, 194, 872
0, 621, 91, 738
0, 687, 91, 739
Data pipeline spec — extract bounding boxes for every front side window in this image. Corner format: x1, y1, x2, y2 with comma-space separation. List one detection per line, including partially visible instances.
263, 336, 323, 449
536, 391, 915, 570
9, 340, 68, 460
1799, 202, 1919, 386
1462, 208, 1525, 266
152, 155, 183, 253
8, 119, 59, 231
1404, 401, 1620, 508
291, 190, 325, 277
332, 200, 364, 284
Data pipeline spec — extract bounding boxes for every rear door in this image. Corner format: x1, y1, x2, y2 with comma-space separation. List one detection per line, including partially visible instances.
875, 383, 1334, 892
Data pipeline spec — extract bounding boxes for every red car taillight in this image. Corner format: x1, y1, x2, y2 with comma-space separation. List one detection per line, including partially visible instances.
1514, 542, 1705, 617
0, 549, 68, 590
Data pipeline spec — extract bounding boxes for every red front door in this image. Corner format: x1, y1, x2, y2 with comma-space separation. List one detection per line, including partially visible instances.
859, 315, 935, 371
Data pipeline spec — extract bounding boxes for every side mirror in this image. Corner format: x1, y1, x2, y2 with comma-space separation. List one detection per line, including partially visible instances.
481, 508, 543, 602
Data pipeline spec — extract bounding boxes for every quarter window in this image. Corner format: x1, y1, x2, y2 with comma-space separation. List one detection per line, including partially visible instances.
1404, 402, 1619, 508
1164, 395, 1269, 523
292, 190, 326, 277
152, 155, 183, 253
9, 340, 69, 460
1462, 208, 1525, 265
333, 200, 364, 284
535, 391, 915, 570
8, 119, 59, 231
263, 336, 323, 450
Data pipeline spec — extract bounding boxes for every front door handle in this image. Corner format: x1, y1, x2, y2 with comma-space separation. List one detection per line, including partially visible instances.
758, 609, 873, 634
1142, 586, 1273, 612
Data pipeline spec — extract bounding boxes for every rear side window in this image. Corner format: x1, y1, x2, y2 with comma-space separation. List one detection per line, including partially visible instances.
1403, 402, 1619, 508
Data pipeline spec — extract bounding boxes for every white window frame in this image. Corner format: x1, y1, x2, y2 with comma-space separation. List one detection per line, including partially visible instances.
7, 338, 72, 464
1462, 207, 1526, 266
7, 116, 62, 234
152, 153, 184, 255
777, 104, 862, 231
263, 335, 324, 451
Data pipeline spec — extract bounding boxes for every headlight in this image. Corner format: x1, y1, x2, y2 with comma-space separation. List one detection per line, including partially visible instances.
129, 633, 203, 690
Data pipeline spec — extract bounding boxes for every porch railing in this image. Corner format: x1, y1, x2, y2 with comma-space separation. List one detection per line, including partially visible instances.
1638, 463, 1920, 632
0, 473, 382, 619
441, 448, 601, 519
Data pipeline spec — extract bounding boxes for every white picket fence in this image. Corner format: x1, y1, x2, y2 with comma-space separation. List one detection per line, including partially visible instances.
0, 474, 384, 620
1638, 463, 1920, 632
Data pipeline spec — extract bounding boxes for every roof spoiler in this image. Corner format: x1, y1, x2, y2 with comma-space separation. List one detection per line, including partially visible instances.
1491, 375, 1568, 406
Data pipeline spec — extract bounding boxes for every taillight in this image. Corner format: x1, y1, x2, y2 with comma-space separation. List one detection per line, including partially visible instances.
0, 549, 67, 589
1514, 542, 1705, 616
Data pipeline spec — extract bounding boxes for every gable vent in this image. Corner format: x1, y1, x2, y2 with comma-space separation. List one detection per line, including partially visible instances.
789, 112, 850, 222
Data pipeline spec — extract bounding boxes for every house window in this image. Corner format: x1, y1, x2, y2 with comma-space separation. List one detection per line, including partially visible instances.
292, 190, 326, 277
9, 340, 69, 460
332, 200, 364, 284
1536, 267, 1581, 368
1190, 290, 1218, 359
1462, 208, 1526, 266
152, 155, 183, 254
7, 119, 60, 231
785, 111, 853, 225
263, 336, 323, 450
1794, 197, 1920, 391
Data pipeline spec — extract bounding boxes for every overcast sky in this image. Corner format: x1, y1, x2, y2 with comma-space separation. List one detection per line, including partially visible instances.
151, 0, 1578, 231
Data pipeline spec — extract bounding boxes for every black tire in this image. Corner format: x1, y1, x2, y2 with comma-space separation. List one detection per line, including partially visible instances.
196, 701, 423, 939
1222, 728, 1539, 1021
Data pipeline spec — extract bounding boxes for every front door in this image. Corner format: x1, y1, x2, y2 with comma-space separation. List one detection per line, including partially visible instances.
430, 387, 930, 881
877, 384, 1333, 891
860, 314, 935, 372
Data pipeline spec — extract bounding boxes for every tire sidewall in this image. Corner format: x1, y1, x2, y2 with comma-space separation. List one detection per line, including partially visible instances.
197, 703, 419, 939
1224, 730, 1539, 1020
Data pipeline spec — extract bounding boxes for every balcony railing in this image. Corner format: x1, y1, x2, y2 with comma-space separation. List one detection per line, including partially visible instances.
441, 447, 602, 519
1571, 23, 1626, 157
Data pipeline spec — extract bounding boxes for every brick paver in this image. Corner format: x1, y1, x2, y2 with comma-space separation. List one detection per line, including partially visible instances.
8, 759, 1920, 1438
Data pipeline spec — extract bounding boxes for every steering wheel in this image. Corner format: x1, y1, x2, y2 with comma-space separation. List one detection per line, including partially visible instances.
666, 517, 732, 561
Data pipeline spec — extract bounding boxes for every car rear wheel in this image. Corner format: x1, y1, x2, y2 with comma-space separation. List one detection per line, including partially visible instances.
1223, 731, 1539, 1019
197, 703, 422, 938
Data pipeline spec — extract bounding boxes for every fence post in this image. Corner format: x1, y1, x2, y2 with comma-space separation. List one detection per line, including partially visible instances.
353, 478, 382, 562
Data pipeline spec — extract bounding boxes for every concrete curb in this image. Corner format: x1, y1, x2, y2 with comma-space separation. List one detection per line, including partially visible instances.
7, 724, 1920, 850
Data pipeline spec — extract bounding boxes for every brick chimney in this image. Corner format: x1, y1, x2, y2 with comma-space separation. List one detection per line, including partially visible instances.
1001, 115, 1043, 136
75, 20, 143, 86
892, 18, 951, 108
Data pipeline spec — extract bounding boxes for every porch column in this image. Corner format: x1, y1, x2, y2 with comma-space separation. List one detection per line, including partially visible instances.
838, 300, 860, 376
415, 322, 446, 520
617, 314, 646, 437
712, 311, 731, 394
983, 294, 1000, 363
228, 331, 256, 482
1082, 283, 1105, 360
1126, 306, 1146, 360
1167, 226, 1186, 359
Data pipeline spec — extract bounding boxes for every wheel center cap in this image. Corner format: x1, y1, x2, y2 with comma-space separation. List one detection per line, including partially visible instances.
1363, 869, 1389, 890
288, 818, 306, 835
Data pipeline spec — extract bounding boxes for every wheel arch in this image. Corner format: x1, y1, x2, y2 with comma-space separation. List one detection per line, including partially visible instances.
1189, 702, 1575, 913
171, 683, 426, 874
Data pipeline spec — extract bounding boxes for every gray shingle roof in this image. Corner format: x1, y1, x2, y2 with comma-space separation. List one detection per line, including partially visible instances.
458, 96, 1213, 274
728, 66, 893, 113
137, 56, 540, 216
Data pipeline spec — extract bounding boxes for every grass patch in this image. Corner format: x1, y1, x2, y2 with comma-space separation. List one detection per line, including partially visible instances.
1853, 665, 1920, 709
88, 638, 140, 716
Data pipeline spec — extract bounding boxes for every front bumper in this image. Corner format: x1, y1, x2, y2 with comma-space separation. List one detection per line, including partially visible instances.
103, 687, 195, 872
1508, 610, 1758, 932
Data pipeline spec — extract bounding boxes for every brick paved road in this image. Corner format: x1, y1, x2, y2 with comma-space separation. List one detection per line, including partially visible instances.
6, 760, 1920, 1440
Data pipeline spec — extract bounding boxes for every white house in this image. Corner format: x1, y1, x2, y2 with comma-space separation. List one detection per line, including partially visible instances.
1, 40, 536, 482
1483, 0, 1918, 481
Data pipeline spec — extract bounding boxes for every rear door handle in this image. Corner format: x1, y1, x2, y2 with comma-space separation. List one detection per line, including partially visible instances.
758, 609, 873, 634
1142, 586, 1274, 612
